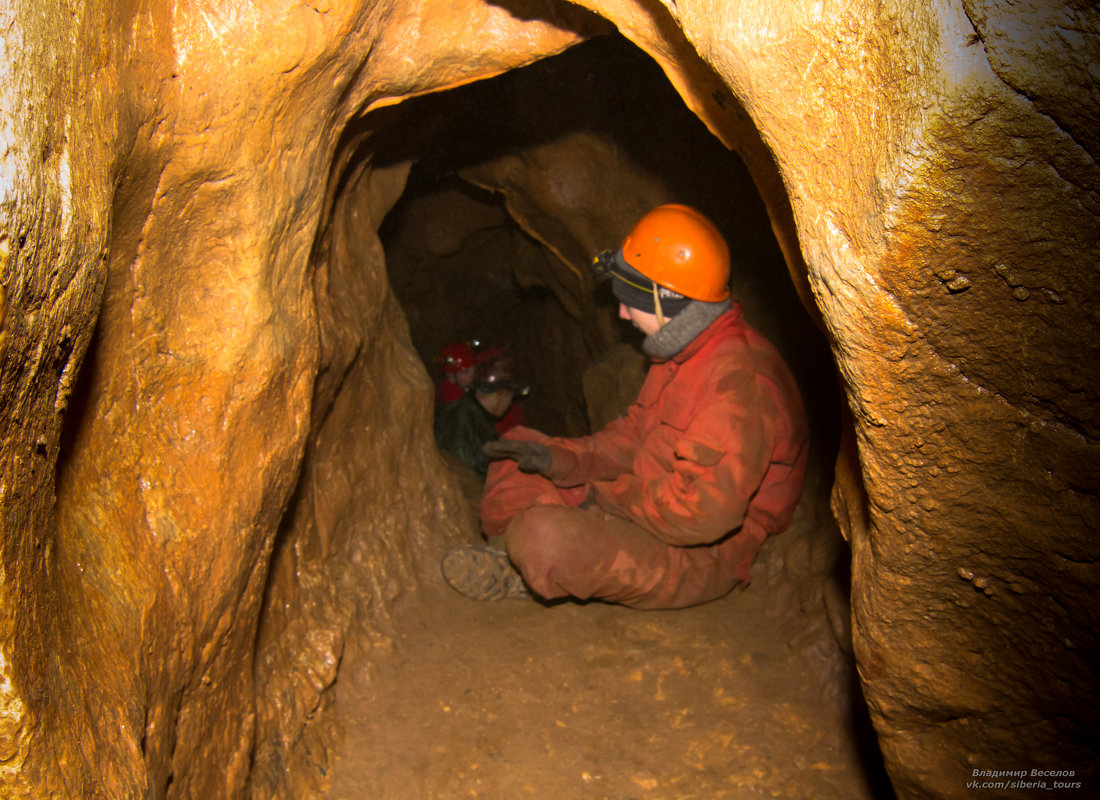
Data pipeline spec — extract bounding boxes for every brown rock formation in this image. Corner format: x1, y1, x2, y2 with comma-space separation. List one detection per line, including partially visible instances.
1, 2, 1096, 800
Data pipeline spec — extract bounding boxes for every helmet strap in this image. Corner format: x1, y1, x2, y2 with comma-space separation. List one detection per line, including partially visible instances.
652, 284, 667, 327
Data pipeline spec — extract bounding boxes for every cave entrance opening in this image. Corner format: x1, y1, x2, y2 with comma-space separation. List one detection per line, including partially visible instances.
316, 31, 894, 798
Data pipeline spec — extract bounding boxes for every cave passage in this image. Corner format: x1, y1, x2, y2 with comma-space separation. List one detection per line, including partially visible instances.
13, 0, 1092, 795
315, 33, 893, 798
374, 34, 838, 443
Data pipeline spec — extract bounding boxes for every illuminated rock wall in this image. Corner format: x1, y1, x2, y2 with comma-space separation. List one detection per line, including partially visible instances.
1, 1, 599, 797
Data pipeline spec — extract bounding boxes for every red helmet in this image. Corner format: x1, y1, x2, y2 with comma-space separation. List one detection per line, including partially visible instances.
437, 342, 476, 374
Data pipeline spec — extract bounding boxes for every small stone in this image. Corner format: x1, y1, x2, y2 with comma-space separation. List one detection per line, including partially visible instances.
947, 275, 971, 292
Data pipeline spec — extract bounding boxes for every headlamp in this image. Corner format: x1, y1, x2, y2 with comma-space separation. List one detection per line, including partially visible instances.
592, 249, 617, 278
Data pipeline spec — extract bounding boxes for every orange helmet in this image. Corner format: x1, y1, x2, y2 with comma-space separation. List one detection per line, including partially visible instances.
620, 204, 730, 302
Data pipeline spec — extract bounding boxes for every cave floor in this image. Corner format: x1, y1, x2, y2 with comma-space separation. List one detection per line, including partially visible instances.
326, 544, 887, 798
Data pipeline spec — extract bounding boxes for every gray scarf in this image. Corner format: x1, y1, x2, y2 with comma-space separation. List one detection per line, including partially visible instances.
643, 300, 730, 360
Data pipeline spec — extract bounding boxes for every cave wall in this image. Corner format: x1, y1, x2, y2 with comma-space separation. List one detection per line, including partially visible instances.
249, 155, 472, 798
1, 1, 1096, 800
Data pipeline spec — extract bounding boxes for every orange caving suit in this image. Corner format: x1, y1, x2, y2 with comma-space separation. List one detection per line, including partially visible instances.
480, 304, 809, 609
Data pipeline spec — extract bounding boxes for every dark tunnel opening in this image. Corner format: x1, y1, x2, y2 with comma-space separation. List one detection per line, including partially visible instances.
379, 178, 590, 437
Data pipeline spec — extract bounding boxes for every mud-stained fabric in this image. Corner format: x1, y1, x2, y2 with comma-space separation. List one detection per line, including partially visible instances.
480, 305, 809, 609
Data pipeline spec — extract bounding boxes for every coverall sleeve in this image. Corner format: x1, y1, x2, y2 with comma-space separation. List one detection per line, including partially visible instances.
593, 374, 777, 547
539, 402, 646, 487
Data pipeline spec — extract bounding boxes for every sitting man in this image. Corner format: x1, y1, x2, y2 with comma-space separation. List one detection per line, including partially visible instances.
441, 204, 809, 608
434, 353, 529, 478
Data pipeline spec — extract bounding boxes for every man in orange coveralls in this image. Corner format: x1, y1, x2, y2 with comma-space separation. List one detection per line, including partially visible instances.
441, 204, 809, 608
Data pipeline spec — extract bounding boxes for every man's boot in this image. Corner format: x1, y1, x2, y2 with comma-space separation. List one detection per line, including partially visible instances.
441, 544, 531, 601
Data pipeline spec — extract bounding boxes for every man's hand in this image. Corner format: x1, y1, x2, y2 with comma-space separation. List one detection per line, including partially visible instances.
483, 440, 552, 474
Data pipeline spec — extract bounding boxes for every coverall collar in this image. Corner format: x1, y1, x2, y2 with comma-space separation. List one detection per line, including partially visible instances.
645, 301, 740, 364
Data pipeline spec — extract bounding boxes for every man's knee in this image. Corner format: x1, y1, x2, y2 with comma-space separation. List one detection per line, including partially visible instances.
505, 505, 587, 578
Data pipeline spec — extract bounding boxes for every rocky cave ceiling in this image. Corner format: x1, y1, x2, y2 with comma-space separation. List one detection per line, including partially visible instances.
1, 1, 1097, 799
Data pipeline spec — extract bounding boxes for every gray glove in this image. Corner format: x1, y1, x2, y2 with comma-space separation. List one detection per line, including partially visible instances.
483, 440, 553, 474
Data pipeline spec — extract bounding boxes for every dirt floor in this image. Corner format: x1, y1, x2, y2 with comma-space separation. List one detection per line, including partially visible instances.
325, 501, 895, 799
